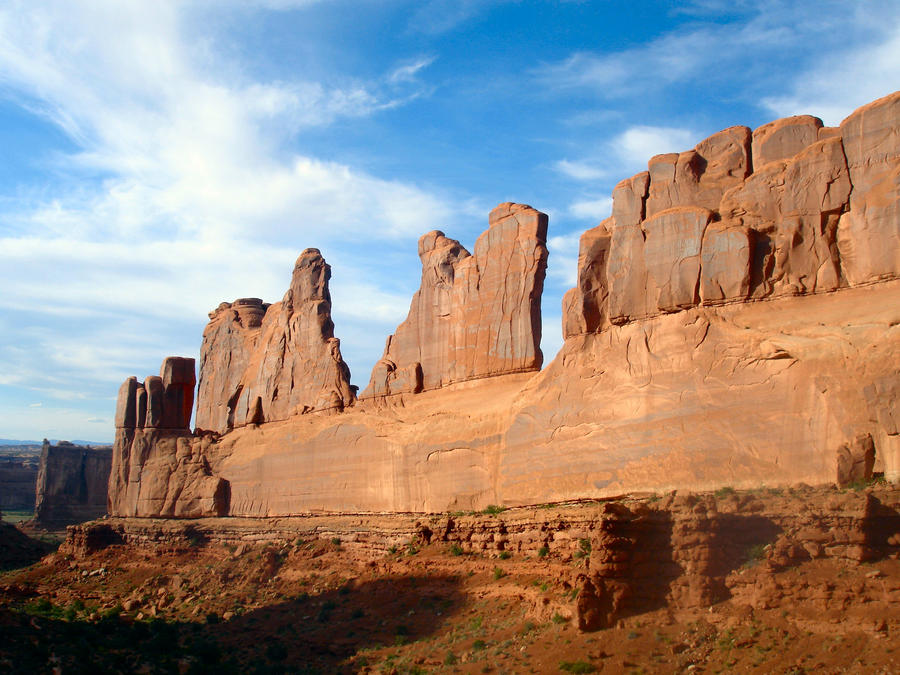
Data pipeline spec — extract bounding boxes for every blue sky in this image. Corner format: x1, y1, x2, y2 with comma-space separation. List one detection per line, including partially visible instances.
0, 0, 898, 442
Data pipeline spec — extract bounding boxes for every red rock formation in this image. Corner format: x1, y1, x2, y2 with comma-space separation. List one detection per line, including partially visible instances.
566, 92, 898, 334
363, 203, 548, 397
32, 440, 111, 528
106, 91, 900, 519
195, 249, 353, 434
109, 357, 228, 518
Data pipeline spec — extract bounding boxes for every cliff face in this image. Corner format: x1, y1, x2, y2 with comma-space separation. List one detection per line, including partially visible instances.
107, 91, 900, 518
362, 203, 548, 398
109, 357, 229, 518
195, 249, 353, 434
32, 441, 111, 528
0, 447, 40, 511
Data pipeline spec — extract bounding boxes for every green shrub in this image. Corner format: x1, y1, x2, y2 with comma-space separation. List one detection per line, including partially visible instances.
498, 551, 511, 560
560, 661, 596, 674
714, 486, 736, 498
483, 504, 506, 515
473, 639, 486, 651
493, 567, 506, 580
330, 537, 341, 546
551, 612, 567, 624
444, 652, 458, 666
537, 546, 549, 558
449, 543, 463, 556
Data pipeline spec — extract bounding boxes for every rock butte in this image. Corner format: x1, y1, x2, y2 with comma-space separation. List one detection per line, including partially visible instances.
33, 440, 111, 529
109, 91, 900, 518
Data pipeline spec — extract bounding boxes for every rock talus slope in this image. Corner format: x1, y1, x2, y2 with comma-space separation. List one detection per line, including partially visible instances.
108, 91, 900, 518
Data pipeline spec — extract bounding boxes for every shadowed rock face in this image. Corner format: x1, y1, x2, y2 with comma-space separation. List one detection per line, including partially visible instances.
362, 203, 549, 398
106, 92, 900, 518
109, 357, 228, 518
194, 249, 353, 434
32, 441, 111, 528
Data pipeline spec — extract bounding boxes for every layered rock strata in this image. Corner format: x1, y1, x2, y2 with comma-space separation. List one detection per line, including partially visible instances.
107, 92, 900, 518
66, 486, 900, 634
195, 248, 353, 434
362, 203, 549, 398
32, 440, 111, 528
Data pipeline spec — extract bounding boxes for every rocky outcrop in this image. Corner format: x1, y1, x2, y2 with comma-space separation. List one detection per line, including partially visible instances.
565, 91, 900, 331
195, 248, 353, 434
109, 357, 229, 518
362, 203, 548, 398
32, 441, 111, 528
0, 447, 40, 511
105, 91, 900, 518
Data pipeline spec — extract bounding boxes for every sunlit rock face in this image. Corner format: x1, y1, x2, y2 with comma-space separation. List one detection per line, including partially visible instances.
362, 202, 549, 398
108, 91, 900, 518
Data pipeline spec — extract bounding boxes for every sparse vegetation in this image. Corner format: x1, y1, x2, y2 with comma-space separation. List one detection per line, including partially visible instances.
537, 545, 549, 558
449, 543, 464, 556
560, 660, 597, 673
482, 504, 507, 515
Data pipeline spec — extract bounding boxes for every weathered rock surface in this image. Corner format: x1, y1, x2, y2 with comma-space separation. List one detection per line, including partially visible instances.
0, 446, 40, 511
106, 92, 900, 518
195, 249, 353, 434
109, 358, 229, 518
32, 440, 111, 528
362, 203, 548, 397
566, 91, 897, 334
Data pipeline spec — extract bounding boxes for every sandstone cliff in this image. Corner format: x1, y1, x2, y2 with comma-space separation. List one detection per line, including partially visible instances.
109, 357, 229, 518
362, 203, 548, 398
195, 248, 353, 434
107, 91, 900, 518
32, 440, 111, 528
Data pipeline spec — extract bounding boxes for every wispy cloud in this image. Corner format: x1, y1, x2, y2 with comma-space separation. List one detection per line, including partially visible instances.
407, 0, 516, 35
0, 1, 459, 438
762, 22, 900, 125
569, 197, 613, 221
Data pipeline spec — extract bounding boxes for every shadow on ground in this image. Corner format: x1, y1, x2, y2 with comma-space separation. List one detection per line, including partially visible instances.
0, 573, 464, 674
0, 521, 58, 573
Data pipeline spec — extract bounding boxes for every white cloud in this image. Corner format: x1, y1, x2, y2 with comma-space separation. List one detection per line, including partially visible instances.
547, 230, 582, 287
762, 23, 900, 126
569, 197, 613, 221
554, 159, 607, 181
0, 1, 462, 440
616, 126, 699, 168
388, 56, 436, 84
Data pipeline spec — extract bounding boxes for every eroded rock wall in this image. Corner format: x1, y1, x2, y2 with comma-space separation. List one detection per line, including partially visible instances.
194, 249, 353, 434
31, 441, 111, 528
106, 92, 900, 518
109, 357, 229, 518
362, 203, 548, 398
564, 91, 899, 334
